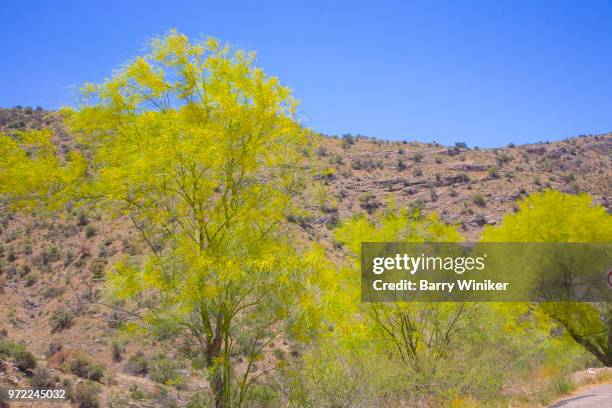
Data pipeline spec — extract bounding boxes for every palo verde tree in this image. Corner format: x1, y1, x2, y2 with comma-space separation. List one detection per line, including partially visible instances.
0, 30, 332, 407
483, 190, 612, 366
334, 207, 477, 378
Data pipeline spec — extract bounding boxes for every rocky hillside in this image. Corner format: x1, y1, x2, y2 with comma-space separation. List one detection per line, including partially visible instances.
306, 130, 610, 243
0, 106, 610, 407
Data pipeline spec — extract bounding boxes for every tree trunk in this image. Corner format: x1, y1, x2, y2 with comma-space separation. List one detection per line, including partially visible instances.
206, 311, 227, 408
606, 305, 612, 366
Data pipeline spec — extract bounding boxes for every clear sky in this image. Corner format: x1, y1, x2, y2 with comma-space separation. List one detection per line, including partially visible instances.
1, 0, 611, 147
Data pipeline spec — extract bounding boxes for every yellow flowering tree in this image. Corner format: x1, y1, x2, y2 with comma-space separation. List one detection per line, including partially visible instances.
483, 190, 612, 366
334, 208, 474, 375
0, 31, 331, 407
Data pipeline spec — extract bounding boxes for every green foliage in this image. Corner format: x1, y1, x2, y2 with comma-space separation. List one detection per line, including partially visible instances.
472, 194, 486, 207
125, 351, 148, 376
149, 354, 185, 388
84, 225, 97, 238
30, 367, 56, 389
73, 382, 100, 408
483, 189, 611, 243
2, 27, 605, 407
67, 351, 104, 382
328, 208, 489, 403
487, 166, 499, 178
110, 340, 123, 362
336, 207, 461, 255
13, 348, 37, 371
0, 338, 36, 371
0, 130, 85, 211
484, 190, 612, 366
50, 308, 74, 332
89, 258, 106, 280
0, 30, 334, 407
23, 272, 38, 287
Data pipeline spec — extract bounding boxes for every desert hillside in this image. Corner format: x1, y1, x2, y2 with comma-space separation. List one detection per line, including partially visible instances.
0, 106, 611, 407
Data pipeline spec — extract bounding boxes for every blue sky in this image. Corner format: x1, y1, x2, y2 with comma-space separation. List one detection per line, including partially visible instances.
1, 0, 611, 147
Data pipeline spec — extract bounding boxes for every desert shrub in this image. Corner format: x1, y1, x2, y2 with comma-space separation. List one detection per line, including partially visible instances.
286, 211, 314, 228
23, 242, 32, 255
73, 382, 100, 408
51, 308, 74, 332
472, 194, 486, 208
68, 351, 104, 382
32, 246, 60, 267
69, 353, 92, 378
88, 364, 104, 382
412, 167, 423, 176
454, 172, 470, 183
61, 378, 73, 400
125, 350, 148, 375
23, 272, 38, 287
409, 199, 424, 214
247, 384, 279, 407
42, 286, 65, 299
475, 213, 488, 226
30, 367, 55, 388
555, 374, 575, 394
111, 341, 123, 362
63, 250, 75, 266
129, 384, 145, 400
14, 349, 37, 370
397, 160, 407, 171
149, 354, 184, 388
0, 339, 17, 358
77, 212, 89, 226
351, 158, 378, 170
273, 348, 286, 360
497, 153, 513, 165
89, 258, 106, 280
411, 152, 423, 162
45, 341, 63, 358
187, 392, 214, 408
562, 172, 577, 183
359, 193, 381, 214
329, 155, 343, 165
84, 225, 97, 239
429, 188, 438, 202
0, 339, 36, 370
341, 134, 355, 147
488, 166, 500, 178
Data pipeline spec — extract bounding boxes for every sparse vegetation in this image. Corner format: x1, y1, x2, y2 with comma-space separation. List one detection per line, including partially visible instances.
51, 308, 74, 332
472, 194, 487, 207
125, 351, 148, 376
0, 28, 611, 408
411, 152, 423, 162
84, 225, 97, 238
73, 381, 101, 408
0, 338, 36, 371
